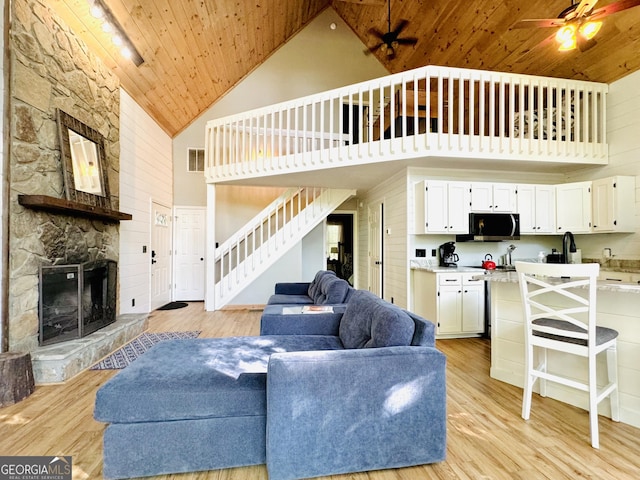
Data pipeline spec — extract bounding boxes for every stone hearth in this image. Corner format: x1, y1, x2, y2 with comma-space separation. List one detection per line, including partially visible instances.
31, 313, 148, 384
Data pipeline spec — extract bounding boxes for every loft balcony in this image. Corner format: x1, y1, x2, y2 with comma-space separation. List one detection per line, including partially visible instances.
205, 65, 608, 187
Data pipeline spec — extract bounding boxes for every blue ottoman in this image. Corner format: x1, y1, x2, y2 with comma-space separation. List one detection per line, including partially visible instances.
94, 336, 342, 479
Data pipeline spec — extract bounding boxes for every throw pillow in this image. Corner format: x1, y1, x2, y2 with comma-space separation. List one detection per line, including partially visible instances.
339, 290, 415, 349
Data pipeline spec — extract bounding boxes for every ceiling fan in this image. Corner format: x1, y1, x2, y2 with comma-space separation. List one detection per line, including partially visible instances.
512, 0, 640, 52
366, 0, 418, 58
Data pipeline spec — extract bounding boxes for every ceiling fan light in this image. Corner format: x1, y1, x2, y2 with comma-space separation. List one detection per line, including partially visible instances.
558, 37, 577, 51
555, 24, 577, 45
579, 20, 602, 40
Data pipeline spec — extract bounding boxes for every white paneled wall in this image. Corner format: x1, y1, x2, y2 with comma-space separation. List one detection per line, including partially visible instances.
357, 170, 409, 308
119, 89, 173, 314
566, 70, 640, 259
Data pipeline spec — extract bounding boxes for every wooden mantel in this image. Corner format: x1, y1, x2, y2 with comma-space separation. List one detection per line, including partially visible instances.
18, 195, 132, 223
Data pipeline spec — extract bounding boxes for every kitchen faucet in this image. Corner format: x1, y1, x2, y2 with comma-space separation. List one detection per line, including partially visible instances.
505, 244, 516, 266
562, 231, 577, 264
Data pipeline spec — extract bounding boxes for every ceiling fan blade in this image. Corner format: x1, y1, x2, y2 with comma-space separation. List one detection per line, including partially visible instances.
337, 0, 386, 5
365, 42, 385, 55
368, 27, 386, 39
589, 0, 640, 19
392, 19, 410, 36
572, 0, 599, 19
396, 37, 418, 45
512, 18, 567, 29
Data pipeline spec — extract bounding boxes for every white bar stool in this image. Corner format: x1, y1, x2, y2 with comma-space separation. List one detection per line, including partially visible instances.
515, 261, 619, 449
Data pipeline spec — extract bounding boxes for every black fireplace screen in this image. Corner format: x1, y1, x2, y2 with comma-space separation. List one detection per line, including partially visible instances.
39, 260, 117, 346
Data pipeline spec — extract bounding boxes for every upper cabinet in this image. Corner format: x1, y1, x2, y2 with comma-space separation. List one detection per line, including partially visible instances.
517, 184, 556, 234
592, 176, 636, 233
470, 182, 516, 213
413, 176, 635, 236
555, 181, 592, 234
415, 180, 470, 234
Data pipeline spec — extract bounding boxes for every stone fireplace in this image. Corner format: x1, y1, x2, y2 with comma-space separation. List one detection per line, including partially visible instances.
6, 0, 147, 382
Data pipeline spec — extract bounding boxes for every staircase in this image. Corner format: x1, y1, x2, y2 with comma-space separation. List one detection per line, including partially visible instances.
213, 186, 355, 308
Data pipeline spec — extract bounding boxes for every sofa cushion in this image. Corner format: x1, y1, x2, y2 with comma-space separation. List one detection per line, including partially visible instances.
339, 290, 415, 349
316, 276, 351, 304
307, 270, 335, 300
267, 294, 314, 305
94, 336, 343, 424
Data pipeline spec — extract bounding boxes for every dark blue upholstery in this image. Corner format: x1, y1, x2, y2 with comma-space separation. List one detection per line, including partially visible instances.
95, 336, 343, 424
267, 347, 447, 480
339, 290, 415, 348
267, 270, 352, 305
95, 285, 445, 480
260, 304, 347, 336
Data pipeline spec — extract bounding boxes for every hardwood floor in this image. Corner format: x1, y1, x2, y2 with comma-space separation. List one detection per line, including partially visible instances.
1, 302, 639, 479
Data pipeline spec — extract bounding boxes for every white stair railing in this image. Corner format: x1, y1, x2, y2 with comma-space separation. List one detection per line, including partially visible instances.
214, 187, 355, 308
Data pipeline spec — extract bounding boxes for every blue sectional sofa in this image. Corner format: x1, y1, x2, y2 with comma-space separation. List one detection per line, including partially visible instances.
94, 289, 446, 480
267, 269, 353, 306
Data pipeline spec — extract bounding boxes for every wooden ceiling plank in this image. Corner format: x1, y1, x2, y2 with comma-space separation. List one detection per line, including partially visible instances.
46, 0, 640, 136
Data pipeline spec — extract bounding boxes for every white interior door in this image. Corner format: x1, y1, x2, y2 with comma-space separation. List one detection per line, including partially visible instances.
151, 202, 172, 310
368, 203, 383, 297
174, 207, 206, 301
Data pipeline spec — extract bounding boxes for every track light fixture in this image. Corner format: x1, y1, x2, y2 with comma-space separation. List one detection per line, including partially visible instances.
87, 0, 144, 66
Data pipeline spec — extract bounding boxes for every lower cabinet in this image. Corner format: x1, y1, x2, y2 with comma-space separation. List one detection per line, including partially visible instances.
413, 270, 485, 338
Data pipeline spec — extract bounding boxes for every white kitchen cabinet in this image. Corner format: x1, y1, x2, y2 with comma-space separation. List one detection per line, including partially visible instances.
470, 182, 517, 213
591, 176, 635, 233
413, 270, 485, 338
517, 184, 556, 234
414, 180, 470, 234
461, 274, 485, 333
556, 181, 592, 234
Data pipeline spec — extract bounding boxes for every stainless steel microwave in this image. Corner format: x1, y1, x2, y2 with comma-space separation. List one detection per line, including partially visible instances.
456, 213, 520, 242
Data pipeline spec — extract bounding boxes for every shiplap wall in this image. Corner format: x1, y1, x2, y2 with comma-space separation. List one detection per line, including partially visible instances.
357, 170, 410, 308
119, 89, 173, 314
565, 70, 640, 259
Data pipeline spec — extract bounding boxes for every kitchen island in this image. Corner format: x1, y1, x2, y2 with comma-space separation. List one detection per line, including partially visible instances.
486, 270, 640, 429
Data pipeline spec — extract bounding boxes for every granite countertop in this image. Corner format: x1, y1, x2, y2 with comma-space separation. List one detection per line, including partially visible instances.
412, 265, 485, 273
481, 270, 640, 294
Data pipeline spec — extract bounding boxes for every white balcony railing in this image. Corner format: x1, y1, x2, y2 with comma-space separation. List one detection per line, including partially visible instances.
206, 65, 608, 184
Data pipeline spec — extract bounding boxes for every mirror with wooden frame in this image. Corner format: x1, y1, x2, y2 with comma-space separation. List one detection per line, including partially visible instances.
56, 109, 111, 209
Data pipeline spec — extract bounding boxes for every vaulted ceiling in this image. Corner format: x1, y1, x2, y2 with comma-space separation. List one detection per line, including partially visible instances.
50, 0, 640, 137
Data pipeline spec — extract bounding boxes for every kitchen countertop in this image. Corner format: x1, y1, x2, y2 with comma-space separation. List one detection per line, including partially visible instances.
411, 265, 485, 273
480, 270, 640, 294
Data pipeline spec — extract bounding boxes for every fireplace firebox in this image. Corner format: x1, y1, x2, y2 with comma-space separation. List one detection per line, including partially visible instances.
38, 260, 117, 346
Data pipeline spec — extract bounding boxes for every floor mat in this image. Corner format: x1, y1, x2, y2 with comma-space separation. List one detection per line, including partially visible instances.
90, 331, 201, 370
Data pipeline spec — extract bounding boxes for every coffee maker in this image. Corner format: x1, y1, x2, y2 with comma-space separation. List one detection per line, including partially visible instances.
439, 241, 459, 267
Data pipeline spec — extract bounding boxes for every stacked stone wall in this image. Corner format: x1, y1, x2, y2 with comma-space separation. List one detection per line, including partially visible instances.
9, 0, 121, 352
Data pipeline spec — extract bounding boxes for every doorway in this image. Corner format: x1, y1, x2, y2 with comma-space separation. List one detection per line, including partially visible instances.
150, 202, 172, 310
326, 213, 355, 285
173, 206, 206, 301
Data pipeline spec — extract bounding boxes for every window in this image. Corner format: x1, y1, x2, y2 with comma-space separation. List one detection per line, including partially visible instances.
187, 148, 205, 172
